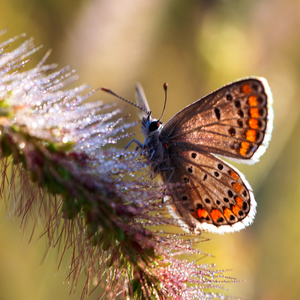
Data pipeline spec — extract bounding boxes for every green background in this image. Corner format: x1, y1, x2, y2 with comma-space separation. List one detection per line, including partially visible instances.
1, 0, 299, 299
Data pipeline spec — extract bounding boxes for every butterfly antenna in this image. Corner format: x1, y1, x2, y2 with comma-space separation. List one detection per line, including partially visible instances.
101, 87, 149, 115
158, 82, 168, 122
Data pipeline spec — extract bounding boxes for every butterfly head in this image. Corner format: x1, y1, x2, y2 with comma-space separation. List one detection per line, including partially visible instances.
136, 82, 168, 138
101, 85, 164, 138
141, 113, 163, 137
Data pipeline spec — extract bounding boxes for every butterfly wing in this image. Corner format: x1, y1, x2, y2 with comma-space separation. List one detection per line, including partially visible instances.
160, 77, 273, 164
162, 143, 256, 234
159, 77, 272, 233
135, 83, 150, 120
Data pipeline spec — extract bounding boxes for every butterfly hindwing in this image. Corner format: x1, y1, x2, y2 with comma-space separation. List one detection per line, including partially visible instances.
161, 77, 273, 164
162, 143, 256, 233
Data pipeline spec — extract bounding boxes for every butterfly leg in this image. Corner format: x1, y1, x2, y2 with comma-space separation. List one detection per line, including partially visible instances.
149, 149, 156, 161
124, 139, 144, 150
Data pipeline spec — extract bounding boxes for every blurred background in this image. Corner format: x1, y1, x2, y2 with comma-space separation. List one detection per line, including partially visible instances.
1, 0, 300, 299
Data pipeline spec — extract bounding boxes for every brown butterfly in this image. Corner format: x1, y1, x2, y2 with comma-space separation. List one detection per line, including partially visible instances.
102, 78, 273, 234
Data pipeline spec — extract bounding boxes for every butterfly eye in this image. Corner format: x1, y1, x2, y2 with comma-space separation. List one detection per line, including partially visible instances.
149, 121, 160, 132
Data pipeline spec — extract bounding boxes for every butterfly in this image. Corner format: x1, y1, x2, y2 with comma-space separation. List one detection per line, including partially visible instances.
102, 78, 273, 234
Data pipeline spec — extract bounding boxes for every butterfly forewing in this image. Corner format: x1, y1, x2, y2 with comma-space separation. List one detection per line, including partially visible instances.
161, 78, 273, 164
135, 83, 150, 119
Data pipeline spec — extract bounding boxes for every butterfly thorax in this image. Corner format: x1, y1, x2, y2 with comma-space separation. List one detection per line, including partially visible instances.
141, 116, 169, 177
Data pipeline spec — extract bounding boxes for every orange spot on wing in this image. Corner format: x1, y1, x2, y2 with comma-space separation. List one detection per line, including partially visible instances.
210, 209, 223, 222
232, 182, 243, 194
249, 118, 259, 129
250, 108, 259, 118
248, 95, 258, 106
246, 129, 257, 142
197, 208, 209, 219
232, 205, 241, 216
235, 196, 244, 208
224, 208, 234, 221
229, 170, 239, 180
164, 142, 168, 149
239, 141, 250, 156
241, 83, 252, 94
